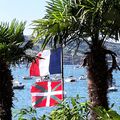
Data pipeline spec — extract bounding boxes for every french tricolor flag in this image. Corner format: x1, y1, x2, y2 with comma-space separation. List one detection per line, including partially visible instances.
30, 48, 61, 76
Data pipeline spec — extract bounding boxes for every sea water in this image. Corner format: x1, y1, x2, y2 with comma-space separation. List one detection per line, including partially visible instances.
11, 65, 120, 119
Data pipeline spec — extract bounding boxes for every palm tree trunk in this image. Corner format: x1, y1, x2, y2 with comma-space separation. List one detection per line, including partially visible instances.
0, 60, 14, 120
87, 47, 109, 120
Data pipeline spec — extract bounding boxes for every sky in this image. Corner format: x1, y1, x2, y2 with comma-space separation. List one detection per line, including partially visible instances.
0, 0, 48, 35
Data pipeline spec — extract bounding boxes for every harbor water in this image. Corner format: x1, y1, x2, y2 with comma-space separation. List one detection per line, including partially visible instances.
11, 65, 120, 119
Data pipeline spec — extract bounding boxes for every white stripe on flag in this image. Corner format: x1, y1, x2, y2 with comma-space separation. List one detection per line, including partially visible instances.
31, 91, 63, 96
39, 50, 50, 76
46, 81, 51, 107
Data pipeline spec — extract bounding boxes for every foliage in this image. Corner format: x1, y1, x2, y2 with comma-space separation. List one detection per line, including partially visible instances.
32, 0, 81, 50
32, 0, 120, 49
0, 19, 33, 120
15, 96, 120, 120
14, 107, 39, 120
47, 96, 89, 120
92, 106, 120, 120
0, 19, 33, 65
15, 96, 89, 120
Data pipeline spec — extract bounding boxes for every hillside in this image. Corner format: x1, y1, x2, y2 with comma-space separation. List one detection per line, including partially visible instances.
63, 41, 120, 65
30, 38, 120, 65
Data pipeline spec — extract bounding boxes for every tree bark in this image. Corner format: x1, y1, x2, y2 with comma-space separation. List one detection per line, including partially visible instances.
0, 61, 14, 120
87, 47, 109, 120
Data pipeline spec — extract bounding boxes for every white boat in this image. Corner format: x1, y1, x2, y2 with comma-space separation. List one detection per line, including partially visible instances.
36, 75, 62, 82
79, 75, 86, 80
13, 80, 25, 89
65, 76, 77, 82
108, 86, 118, 92
108, 78, 118, 92
35, 76, 51, 82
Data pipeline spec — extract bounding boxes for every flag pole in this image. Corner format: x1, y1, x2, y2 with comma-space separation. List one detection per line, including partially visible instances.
61, 45, 64, 99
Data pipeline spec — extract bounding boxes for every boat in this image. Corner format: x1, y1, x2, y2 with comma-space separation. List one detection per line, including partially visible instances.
22, 76, 33, 80
108, 78, 118, 92
79, 75, 86, 80
13, 80, 25, 89
65, 76, 77, 82
108, 86, 118, 92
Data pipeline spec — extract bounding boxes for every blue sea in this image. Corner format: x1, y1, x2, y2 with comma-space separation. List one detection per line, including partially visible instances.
11, 65, 120, 119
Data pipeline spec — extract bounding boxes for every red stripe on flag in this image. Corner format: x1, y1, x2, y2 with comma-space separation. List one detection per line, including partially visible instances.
29, 53, 42, 76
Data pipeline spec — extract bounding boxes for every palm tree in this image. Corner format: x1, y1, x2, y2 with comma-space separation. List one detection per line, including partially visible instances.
32, 0, 120, 119
0, 19, 33, 120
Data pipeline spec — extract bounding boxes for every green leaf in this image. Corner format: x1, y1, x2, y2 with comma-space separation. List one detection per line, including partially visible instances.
71, 97, 77, 107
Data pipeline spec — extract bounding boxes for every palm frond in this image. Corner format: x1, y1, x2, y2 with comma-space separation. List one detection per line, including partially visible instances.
0, 19, 33, 65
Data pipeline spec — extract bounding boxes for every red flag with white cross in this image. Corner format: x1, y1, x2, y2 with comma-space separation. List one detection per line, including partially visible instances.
31, 80, 63, 107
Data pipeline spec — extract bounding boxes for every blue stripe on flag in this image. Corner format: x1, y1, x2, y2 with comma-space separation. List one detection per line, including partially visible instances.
49, 47, 61, 74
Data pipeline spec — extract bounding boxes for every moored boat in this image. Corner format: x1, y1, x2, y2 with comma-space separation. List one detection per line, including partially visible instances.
22, 76, 33, 80
13, 80, 25, 89
108, 78, 118, 92
108, 86, 118, 92
65, 76, 77, 82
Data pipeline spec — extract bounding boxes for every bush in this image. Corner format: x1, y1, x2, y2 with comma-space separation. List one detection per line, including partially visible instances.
46, 95, 90, 120
15, 95, 120, 120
